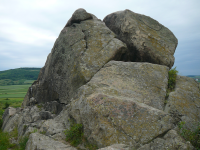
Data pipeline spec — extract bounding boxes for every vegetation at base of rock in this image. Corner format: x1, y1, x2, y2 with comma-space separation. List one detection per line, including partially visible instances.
64, 122, 97, 149
18, 136, 29, 150
65, 123, 83, 146
0, 126, 29, 150
178, 121, 200, 149
3, 102, 10, 109
0, 119, 2, 129
0, 130, 16, 150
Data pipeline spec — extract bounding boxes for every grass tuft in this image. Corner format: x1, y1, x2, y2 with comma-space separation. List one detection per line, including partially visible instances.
165, 67, 178, 100
168, 67, 178, 91
64, 123, 83, 146
18, 136, 29, 150
178, 121, 200, 149
64, 121, 97, 149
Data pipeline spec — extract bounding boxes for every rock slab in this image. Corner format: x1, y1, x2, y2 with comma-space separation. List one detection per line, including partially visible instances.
103, 9, 178, 68
68, 61, 173, 148
165, 75, 200, 130
25, 133, 76, 150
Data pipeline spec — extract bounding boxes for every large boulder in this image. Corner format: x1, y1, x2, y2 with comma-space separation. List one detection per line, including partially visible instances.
25, 133, 76, 150
165, 75, 200, 130
22, 8, 127, 106
67, 61, 173, 148
103, 9, 178, 69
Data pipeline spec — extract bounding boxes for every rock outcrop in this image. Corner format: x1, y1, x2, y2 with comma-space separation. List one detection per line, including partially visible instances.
1, 8, 198, 150
22, 8, 127, 106
165, 75, 200, 130
67, 61, 173, 148
103, 9, 178, 69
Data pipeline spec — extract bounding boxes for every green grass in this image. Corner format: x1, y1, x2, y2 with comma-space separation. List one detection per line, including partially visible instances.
64, 121, 97, 149
0, 127, 29, 150
178, 121, 200, 149
24, 80, 35, 84
0, 84, 30, 98
65, 123, 83, 146
0, 83, 32, 150
0, 130, 16, 150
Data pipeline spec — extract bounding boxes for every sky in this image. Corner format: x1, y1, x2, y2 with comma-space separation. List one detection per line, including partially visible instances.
0, 0, 199, 75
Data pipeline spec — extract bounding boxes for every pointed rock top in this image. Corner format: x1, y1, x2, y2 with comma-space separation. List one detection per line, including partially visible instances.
65, 8, 93, 27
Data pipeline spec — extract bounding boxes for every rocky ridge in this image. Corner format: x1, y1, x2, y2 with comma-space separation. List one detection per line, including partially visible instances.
1, 8, 199, 150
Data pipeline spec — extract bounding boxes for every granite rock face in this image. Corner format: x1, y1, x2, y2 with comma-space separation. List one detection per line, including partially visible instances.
138, 130, 195, 150
165, 75, 200, 130
67, 61, 173, 148
103, 9, 178, 69
25, 133, 76, 150
22, 8, 127, 106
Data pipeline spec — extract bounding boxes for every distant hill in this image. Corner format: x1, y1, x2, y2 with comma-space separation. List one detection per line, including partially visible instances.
187, 75, 200, 83
0, 68, 41, 86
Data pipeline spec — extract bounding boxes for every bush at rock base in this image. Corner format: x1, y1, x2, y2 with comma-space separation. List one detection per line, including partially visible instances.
0, 126, 29, 150
0, 130, 15, 150
64, 123, 83, 146
178, 121, 200, 149
64, 122, 97, 149
18, 136, 29, 150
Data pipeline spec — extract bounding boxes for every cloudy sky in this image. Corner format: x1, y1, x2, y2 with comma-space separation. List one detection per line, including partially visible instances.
0, 0, 199, 75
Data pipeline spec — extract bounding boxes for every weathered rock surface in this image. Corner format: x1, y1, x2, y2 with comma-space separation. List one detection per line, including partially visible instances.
81, 60, 169, 110
1, 8, 197, 150
165, 75, 200, 130
103, 9, 178, 69
138, 130, 194, 150
98, 144, 130, 150
22, 8, 127, 106
68, 61, 173, 148
25, 133, 76, 150
2, 107, 20, 132
66, 8, 94, 27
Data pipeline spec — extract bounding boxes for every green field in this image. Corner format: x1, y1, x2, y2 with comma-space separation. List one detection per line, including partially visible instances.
0, 84, 31, 98
0, 84, 31, 114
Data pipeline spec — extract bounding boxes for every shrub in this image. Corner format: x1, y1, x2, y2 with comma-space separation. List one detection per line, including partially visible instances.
3, 102, 10, 109
0, 130, 16, 150
168, 67, 178, 90
165, 67, 178, 100
64, 123, 83, 146
18, 136, 29, 150
64, 122, 97, 149
178, 121, 200, 149
0, 119, 3, 129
